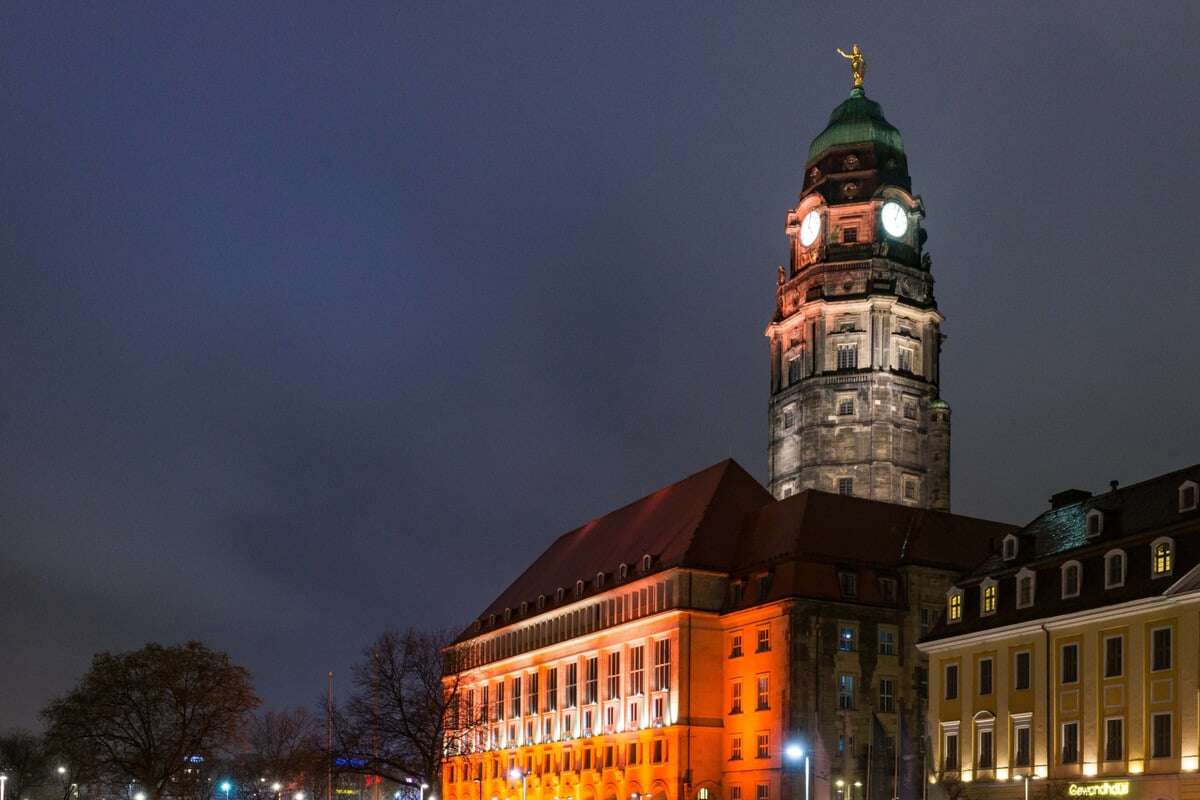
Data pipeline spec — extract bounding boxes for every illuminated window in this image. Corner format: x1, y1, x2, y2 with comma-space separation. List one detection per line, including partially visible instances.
837, 344, 858, 370
606, 652, 620, 700
1061, 721, 1079, 763
755, 674, 769, 710
837, 395, 855, 416
838, 624, 856, 651
756, 732, 770, 759
629, 646, 644, 695
1104, 635, 1123, 678
756, 626, 771, 652
1105, 550, 1126, 588
730, 735, 742, 760
1105, 718, 1124, 762
1152, 538, 1174, 577
730, 680, 742, 713
653, 639, 671, 691
942, 727, 959, 770
565, 663, 578, 707
981, 582, 997, 615
837, 477, 854, 497
730, 632, 743, 658
1061, 561, 1081, 598
584, 657, 598, 704
838, 674, 855, 709
947, 591, 962, 622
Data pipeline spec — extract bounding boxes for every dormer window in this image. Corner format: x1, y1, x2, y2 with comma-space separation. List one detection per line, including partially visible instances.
1180, 481, 1198, 512
489, 614, 497, 627
504, 608, 512, 622
537, 594, 546, 610
1086, 510, 1104, 537
980, 580, 997, 616
555, 587, 565, 603
1002, 535, 1019, 561
575, 580, 585, 598
1016, 569, 1036, 609
618, 563, 629, 580
1105, 550, 1126, 589
641, 554, 653, 573
1061, 561, 1082, 598
519, 601, 528, 616
1151, 537, 1174, 578
595, 572, 605, 590
947, 589, 963, 623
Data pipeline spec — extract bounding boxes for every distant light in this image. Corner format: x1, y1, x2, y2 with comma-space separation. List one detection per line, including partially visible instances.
421, 786, 429, 791
784, 743, 805, 762
221, 783, 233, 793
57, 768, 67, 776
853, 782, 862, 788
294, 793, 305, 800
834, 780, 844, 789
135, 793, 147, 800
272, 784, 283, 793
508, 769, 522, 780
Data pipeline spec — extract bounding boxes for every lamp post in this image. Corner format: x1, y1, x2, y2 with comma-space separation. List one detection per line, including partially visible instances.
221, 781, 233, 800
1012, 774, 1031, 800
2, 772, 8, 800
420, 784, 430, 800
784, 743, 810, 800
507, 769, 526, 800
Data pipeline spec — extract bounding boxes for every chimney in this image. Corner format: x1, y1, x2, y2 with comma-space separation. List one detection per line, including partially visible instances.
1050, 488, 1092, 510
1110, 480, 1120, 492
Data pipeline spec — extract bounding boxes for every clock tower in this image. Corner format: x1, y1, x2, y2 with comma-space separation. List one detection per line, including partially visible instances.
766, 71, 951, 510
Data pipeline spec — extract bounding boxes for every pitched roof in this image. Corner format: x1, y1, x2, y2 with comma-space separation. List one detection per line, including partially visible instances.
459, 459, 773, 641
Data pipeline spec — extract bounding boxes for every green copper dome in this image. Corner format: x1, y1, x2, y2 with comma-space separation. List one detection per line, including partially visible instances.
806, 87, 904, 163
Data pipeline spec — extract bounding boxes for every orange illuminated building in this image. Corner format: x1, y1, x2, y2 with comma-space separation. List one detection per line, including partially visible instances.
441, 461, 1013, 800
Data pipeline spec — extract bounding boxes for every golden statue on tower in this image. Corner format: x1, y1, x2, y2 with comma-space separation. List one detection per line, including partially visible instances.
836, 44, 867, 89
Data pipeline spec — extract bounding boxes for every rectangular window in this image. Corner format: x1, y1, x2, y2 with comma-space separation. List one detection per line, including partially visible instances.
839, 624, 856, 651
977, 729, 994, 769
546, 669, 558, 711
604, 745, 613, 768
902, 398, 917, 420
606, 652, 620, 700
879, 678, 895, 712
839, 571, 857, 597
756, 626, 771, 652
627, 701, 639, 728
1018, 575, 1034, 607
1014, 651, 1031, 691
979, 658, 993, 696
584, 657, 598, 704
653, 639, 671, 690
879, 578, 898, 603
730, 632, 743, 658
1061, 722, 1079, 763
982, 584, 997, 614
1104, 635, 1123, 678
1014, 724, 1031, 767
1061, 643, 1079, 684
1105, 718, 1123, 762
626, 742, 639, 765
837, 344, 858, 370
731, 788, 742, 800
756, 674, 769, 710
755, 785, 768, 800
629, 646, 644, 695
528, 673, 538, 715
511, 676, 521, 718
651, 739, 665, 764
943, 732, 959, 770
838, 674, 855, 709
1152, 627, 1172, 671
730, 680, 742, 714
898, 347, 913, 373
837, 477, 854, 497
903, 477, 918, 501
948, 593, 962, 622
879, 628, 896, 656
566, 663, 578, 707
1152, 713, 1172, 758
756, 732, 770, 759
837, 395, 855, 416
783, 408, 795, 428
1107, 553, 1125, 588
945, 664, 959, 700
496, 681, 505, 720
652, 695, 665, 725
730, 735, 742, 761
842, 227, 858, 243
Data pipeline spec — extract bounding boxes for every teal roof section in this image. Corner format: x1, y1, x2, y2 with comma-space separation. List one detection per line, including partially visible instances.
807, 87, 904, 163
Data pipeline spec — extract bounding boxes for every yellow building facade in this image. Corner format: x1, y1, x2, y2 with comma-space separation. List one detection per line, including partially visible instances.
920, 468, 1200, 800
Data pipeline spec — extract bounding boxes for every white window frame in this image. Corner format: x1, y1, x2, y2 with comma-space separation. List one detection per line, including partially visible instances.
941, 721, 961, 771
1103, 715, 1125, 763
1011, 712, 1033, 769
974, 712, 995, 770
1061, 560, 1082, 599
1103, 633, 1123, 678
1061, 720, 1080, 764
1104, 549, 1126, 589
1086, 509, 1104, 537
947, 588, 963, 623
1151, 537, 1174, 578
1002, 534, 1019, 561
1151, 711, 1173, 758
1016, 568, 1036, 609
980, 579, 998, 616
1179, 480, 1198, 512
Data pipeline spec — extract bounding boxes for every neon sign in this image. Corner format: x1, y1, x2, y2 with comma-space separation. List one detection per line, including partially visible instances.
1068, 782, 1130, 797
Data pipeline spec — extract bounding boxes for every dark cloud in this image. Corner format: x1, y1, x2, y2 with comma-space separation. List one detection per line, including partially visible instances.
3, 2, 1199, 730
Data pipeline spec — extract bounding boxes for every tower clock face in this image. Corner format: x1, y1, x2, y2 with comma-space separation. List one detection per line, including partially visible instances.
799, 210, 821, 247
881, 202, 908, 238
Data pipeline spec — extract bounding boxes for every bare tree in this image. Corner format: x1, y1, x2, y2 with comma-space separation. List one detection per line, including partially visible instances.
337, 628, 469, 788
42, 641, 261, 800
236, 709, 326, 792
0, 730, 51, 800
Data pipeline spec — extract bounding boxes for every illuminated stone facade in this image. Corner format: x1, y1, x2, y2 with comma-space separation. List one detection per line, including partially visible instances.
767, 88, 950, 510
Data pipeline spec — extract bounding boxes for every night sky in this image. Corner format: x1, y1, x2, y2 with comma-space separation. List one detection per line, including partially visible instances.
3, 3, 1199, 731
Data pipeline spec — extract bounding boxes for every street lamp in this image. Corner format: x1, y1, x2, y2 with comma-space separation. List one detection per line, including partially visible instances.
784, 743, 810, 800
221, 781, 233, 800
507, 769, 526, 800
421, 784, 430, 800
2, 772, 8, 800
